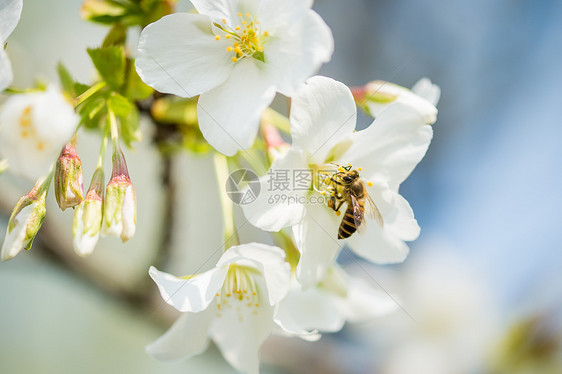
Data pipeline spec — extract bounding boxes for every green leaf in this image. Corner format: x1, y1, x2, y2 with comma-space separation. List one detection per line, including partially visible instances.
73, 82, 91, 97
120, 105, 142, 147
107, 92, 133, 118
79, 96, 107, 130
124, 59, 153, 101
87, 46, 126, 89
57, 62, 76, 96
102, 23, 127, 47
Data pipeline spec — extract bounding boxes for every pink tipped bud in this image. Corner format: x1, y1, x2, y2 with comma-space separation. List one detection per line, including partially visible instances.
101, 148, 136, 242
54, 140, 84, 210
2, 177, 48, 261
73, 167, 104, 257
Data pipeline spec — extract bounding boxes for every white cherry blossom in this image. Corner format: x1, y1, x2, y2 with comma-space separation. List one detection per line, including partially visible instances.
0, 86, 79, 180
135, 0, 334, 156
274, 265, 397, 337
0, 0, 23, 91
147, 243, 291, 374
242, 76, 437, 288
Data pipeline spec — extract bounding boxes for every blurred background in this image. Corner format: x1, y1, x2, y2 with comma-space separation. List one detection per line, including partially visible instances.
1, 0, 561, 373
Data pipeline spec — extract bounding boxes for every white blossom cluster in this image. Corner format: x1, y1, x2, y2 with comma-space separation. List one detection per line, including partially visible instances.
0, 0, 439, 373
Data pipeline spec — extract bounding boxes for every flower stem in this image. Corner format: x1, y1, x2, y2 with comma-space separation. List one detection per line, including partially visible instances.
213, 153, 239, 249
74, 81, 106, 107
97, 124, 110, 169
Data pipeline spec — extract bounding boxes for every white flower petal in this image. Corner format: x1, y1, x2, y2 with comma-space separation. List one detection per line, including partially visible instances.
337, 276, 398, 324
264, 10, 334, 96
344, 102, 433, 191
258, 0, 313, 28
294, 202, 342, 289
1, 203, 34, 261
411, 78, 441, 106
72, 203, 101, 258
197, 58, 276, 156
120, 185, 136, 242
0, 0, 23, 42
189, 0, 259, 21
290, 76, 356, 164
149, 265, 228, 313
217, 243, 291, 305
210, 277, 273, 374
146, 310, 213, 361
241, 149, 308, 231
275, 280, 345, 334
0, 86, 78, 179
136, 13, 233, 97
346, 186, 419, 264
0, 50, 13, 92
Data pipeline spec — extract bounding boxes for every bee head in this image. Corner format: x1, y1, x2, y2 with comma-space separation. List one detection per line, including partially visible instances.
342, 170, 359, 182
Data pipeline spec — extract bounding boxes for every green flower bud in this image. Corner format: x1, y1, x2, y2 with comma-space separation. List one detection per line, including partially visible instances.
54, 140, 84, 210
101, 148, 136, 242
73, 167, 104, 257
1, 178, 48, 261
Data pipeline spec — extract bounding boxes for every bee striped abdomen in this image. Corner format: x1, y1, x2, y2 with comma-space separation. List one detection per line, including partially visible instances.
338, 200, 364, 239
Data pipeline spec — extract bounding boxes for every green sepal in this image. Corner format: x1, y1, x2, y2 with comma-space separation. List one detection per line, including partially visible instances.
120, 105, 142, 147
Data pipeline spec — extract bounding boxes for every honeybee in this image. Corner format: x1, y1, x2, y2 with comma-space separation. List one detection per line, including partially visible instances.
325, 165, 384, 239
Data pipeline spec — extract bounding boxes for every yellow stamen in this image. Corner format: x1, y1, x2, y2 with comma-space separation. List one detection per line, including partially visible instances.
246, 13, 250, 17
358, 167, 363, 171
232, 56, 238, 62
367, 182, 373, 187
227, 46, 233, 52
225, 34, 231, 39
238, 12, 242, 17
222, 18, 227, 24
215, 35, 221, 41
235, 26, 240, 30
234, 46, 242, 54
335, 211, 341, 217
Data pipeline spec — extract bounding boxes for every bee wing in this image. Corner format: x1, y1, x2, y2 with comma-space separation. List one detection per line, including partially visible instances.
350, 195, 367, 235
363, 192, 384, 228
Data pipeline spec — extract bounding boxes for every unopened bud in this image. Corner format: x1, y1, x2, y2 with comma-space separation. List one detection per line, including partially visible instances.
1, 179, 48, 261
359, 79, 439, 124
101, 148, 136, 242
73, 167, 104, 257
55, 140, 84, 210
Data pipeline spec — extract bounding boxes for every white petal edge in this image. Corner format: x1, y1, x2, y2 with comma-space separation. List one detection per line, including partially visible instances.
1, 203, 34, 261
337, 276, 398, 324
197, 58, 276, 156
263, 10, 334, 96
120, 185, 136, 242
0, 0, 23, 42
136, 13, 234, 97
149, 265, 228, 313
275, 280, 345, 334
294, 202, 342, 289
290, 76, 356, 164
411, 77, 441, 106
146, 310, 213, 361
344, 102, 433, 191
210, 276, 273, 374
241, 149, 308, 231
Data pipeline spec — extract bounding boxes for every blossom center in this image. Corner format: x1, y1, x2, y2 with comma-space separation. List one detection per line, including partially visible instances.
213, 13, 269, 63
18, 105, 46, 151
215, 265, 261, 320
